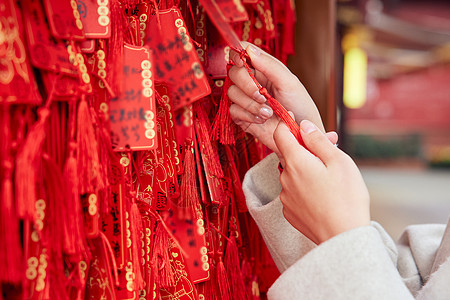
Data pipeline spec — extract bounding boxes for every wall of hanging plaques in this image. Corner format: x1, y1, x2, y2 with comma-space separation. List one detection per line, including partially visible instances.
0, 0, 296, 299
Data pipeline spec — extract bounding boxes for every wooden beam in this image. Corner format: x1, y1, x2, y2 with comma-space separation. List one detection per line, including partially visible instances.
288, 0, 337, 131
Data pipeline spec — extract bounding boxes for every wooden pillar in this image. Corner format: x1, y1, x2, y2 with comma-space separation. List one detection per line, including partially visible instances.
288, 0, 337, 131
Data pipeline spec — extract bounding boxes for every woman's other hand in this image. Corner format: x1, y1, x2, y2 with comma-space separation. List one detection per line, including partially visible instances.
274, 119, 371, 244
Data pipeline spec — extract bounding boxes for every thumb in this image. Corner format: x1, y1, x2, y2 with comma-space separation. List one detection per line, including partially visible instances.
300, 120, 338, 164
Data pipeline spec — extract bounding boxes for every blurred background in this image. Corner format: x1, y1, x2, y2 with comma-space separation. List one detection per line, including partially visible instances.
289, 0, 450, 240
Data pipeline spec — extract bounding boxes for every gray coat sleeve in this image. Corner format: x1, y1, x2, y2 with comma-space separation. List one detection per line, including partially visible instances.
243, 153, 448, 299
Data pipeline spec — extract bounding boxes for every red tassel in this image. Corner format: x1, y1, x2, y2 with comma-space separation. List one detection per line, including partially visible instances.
130, 201, 144, 290
178, 139, 200, 220
90, 107, 112, 215
210, 72, 236, 145
15, 107, 50, 220
152, 221, 175, 289
42, 155, 70, 300
225, 236, 247, 300
62, 142, 89, 259
216, 257, 231, 300
76, 96, 102, 195
194, 102, 224, 178
0, 105, 23, 284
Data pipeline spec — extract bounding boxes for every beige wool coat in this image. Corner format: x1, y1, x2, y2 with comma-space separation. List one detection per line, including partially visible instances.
243, 153, 450, 299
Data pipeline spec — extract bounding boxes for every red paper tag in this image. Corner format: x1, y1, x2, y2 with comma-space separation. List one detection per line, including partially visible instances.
193, 4, 208, 66
198, 0, 244, 51
137, 152, 157, 207
160, 240, 199, 299
145, 8, 211, 110
156, 85, 182, 175
102, 158, 128, 270
23, 202, 50, 300
205, 34, 231, 79
78, 0, 111, 39
140, 212, 156, 287
83, 193, 100, 238
136, 3, 150, 46
0, 0, 42, 104
86, 41, 110, 114
167, 213, 210, 284
41, 73, 78, 100
22, 0, 78, 75
85, 237, 116, 300
157, 99, 180, 199
253, 0, 276, 40
42, 0, 85, 40
215, 0, 249, 22
81, 39, 96, 53
110, 43, 157, 151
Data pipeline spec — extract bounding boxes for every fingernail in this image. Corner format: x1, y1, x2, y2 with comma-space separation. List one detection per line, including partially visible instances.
300, 120, 318, 134
248, 45, 261, 56
259, 106, 273, 119
254, 115, 264, 124
253, 90, 266, 103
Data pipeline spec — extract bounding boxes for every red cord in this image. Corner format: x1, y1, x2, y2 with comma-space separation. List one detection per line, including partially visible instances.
238, 50, 304, 146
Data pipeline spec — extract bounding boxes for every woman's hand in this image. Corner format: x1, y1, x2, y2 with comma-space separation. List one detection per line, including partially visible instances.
228, 42, 325, 154
274, 119, 371, 244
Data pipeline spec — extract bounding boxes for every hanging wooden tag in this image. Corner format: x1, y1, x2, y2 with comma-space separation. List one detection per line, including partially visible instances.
102, 157, 128, 271
167, 212, 210, 284
160, 239, 199, 299
110, 43, 157, 151
136, 2, 150, 46
137, 152, 157, 208
140, 212, 156, 291
253, 0, 276, 40
23, 204, 49, 300
193, 4, 208, 67
205, 32, 230, 79
86, 42, 109, 114
145, 7, 211, 110
78, 0, 111, 39
157, 99, 180, 199
81, 40, 96, 53
42, 73, 78, 100
0, 0, 42, 104
156, 85, 182, 175
174, 105, 194, 161
152, 104, 173, 211
42, 0, 85, 40
213, 0, 249, 23
85, 237, 116, 300
22, 0, 78, 75
197, 0, 244, 51
83, 193, 100, 239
